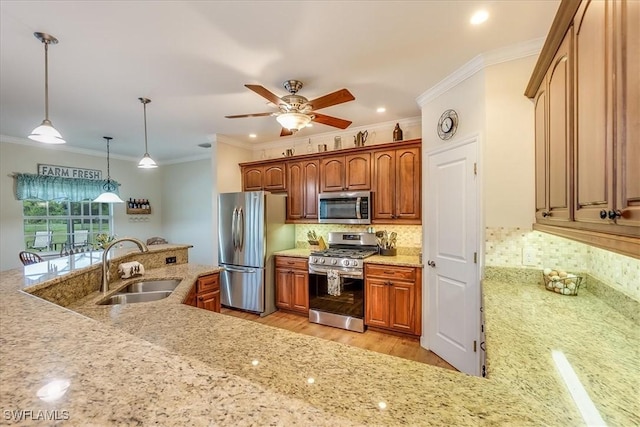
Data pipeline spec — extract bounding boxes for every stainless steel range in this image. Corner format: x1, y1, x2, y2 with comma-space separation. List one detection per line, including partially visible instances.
308, 232, 378, 332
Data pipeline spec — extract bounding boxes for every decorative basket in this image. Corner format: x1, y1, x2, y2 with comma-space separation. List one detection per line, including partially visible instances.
542, 270, 583, 296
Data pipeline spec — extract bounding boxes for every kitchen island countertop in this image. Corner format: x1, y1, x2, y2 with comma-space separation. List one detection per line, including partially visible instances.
1, 255, 638, 425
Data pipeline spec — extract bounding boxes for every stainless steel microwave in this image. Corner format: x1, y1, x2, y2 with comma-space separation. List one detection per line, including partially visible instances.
318, 191, 371, 224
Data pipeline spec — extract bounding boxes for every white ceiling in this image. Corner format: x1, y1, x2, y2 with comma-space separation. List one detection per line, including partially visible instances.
0, 1, 559, 163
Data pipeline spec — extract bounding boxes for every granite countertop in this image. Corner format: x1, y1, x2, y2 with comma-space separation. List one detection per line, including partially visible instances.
274, 248, 422, 267
1, 255, 638, 425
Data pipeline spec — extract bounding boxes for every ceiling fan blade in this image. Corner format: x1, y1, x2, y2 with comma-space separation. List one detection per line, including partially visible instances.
308, 89, 355, 111
225, 112, 274, 119
312, 113, 352, 129
280, 127, 294, 137
245, 84, 286, 107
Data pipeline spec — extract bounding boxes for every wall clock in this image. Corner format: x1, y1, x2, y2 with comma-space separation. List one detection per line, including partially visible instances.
437, 109, 458, 140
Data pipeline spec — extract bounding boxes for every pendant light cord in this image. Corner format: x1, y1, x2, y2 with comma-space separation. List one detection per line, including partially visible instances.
44, 41, 49, 121
143, 101, 149, 155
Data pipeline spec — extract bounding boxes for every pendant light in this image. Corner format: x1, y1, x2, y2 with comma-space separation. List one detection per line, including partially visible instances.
29, 32, 65, 144
138, 97, 157, 168
94, 137, 124, 203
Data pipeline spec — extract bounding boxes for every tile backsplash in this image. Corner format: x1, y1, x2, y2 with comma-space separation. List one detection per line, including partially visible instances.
294, 224, 422, 255
485, 227, 640, 302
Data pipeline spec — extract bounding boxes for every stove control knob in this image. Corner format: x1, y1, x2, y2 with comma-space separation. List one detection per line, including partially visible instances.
342, 259, 350, 266
312, 257, 317, 263
320, 258, 325, 264
331, 259, 338, 265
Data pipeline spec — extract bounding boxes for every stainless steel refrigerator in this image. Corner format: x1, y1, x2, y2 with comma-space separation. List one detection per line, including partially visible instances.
218, 191, 294, 316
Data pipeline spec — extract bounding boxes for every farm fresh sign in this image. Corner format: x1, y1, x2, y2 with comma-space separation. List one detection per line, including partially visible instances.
38, 164, 102, 180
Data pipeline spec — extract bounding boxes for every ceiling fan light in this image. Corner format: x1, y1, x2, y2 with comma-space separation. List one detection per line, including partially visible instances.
276, 112, 311, 131
94, 191, 125, 204
28, 119, 66, 144
138, 153, 158, 169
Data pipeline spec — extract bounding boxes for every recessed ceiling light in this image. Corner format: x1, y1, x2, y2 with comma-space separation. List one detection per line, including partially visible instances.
377, 107, 386, 113
249, 134, 257, 138
198, 142, 212, 148
470, 10, 489, 25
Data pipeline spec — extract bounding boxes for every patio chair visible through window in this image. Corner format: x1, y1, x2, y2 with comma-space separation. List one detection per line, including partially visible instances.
31, 231, 52, 251
73, 230, 89, 248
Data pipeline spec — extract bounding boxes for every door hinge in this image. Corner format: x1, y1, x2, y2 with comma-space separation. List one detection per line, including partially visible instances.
474, 162, 477, 175
473, 340, 477, 352
473, 252, 477, 264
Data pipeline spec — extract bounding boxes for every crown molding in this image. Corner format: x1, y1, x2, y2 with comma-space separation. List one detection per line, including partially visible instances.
0, 134, 137, 162
416, 37, 545, 107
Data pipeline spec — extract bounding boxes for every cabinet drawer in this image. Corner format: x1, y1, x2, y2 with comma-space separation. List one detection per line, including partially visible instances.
366, 264, 416, 281
275, 256, 308, 270
197, 273, 219, 293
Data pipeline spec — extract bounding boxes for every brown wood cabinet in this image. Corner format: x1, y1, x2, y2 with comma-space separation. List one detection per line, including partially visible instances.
275, 256, 309, 314
527, 0, 640, 258
183, 272, 221, 313
241, 163, 286, 192
286, 159, 319, 221
534, 28, 572, 223
364, 264, 421, 336
372, 143, 421, 224
320, 153, 371, 192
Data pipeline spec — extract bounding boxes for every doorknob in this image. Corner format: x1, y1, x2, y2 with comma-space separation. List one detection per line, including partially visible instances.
427, 260, 436, 267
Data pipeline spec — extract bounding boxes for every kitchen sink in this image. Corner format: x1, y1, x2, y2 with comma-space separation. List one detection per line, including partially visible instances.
99, 290, 173, 305
119, 279, 181, 293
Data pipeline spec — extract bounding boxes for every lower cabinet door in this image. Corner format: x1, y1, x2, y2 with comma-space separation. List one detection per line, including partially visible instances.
291, 270, 309, 313
197, 290, 221, 312
184, 284, 197, 307
389, 282, 415, 333
275, 268, 292, 309
365, 278, 390, 328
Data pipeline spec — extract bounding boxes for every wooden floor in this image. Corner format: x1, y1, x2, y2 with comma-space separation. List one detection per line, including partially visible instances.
221, 307, 456, 372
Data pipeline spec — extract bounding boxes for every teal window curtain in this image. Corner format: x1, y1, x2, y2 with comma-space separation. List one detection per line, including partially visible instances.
14, 173, 121, 202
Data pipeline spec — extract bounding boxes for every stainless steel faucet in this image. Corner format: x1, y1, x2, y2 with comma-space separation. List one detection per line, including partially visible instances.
101, 237, 149, 293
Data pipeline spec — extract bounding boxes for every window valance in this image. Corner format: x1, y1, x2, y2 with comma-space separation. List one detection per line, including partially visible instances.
14, 173, 121, 202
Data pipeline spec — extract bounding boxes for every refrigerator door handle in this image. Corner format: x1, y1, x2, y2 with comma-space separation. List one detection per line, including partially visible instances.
355, 197, 362, 219
232, 207, 239, 250
222, 265, 257, 274
237, 207, 245, 251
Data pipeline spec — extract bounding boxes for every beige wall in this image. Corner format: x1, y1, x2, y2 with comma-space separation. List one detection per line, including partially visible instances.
216, 141, 251, 193
0, 140, 164, 270
161, 159, 214, 265
484, 56, 537, 228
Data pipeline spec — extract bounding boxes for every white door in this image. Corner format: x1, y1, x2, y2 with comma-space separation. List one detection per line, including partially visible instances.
426, 139, 480, 376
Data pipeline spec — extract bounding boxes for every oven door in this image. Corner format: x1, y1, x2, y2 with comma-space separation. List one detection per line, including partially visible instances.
308, 269, 364, 319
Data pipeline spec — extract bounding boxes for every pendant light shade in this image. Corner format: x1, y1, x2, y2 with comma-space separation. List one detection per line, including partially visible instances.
29, 32, 65, 144
94, 136, 124, 204
138, 97, 157, 169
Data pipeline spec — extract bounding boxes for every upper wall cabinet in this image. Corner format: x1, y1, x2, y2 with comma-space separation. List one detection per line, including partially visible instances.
241, 163, 286, 192
372, 143, 421, 224
320, 153, 371, 192
286, 159, 319, 222
526, 0, 640, 258
535, 28, 573, 223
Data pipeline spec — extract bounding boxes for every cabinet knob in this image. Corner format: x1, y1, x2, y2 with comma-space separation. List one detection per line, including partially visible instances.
427, 260, 436, 268
599, 209, 608, 220
608, 210, 622, 220
542, 211, 551, 218
198, 296, 203, 301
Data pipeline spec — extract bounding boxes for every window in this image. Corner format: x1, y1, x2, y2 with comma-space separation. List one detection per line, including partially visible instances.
23, 200, 113, 253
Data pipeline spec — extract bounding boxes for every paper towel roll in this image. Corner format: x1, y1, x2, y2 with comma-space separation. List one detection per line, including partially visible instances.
118, 261, 145, 279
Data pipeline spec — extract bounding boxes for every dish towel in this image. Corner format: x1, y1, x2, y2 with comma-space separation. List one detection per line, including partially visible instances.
118, 261, 145, 279
327, 269, 341, 297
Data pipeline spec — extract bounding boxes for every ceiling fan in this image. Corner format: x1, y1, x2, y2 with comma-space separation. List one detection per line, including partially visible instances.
225, 80, 355, 136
